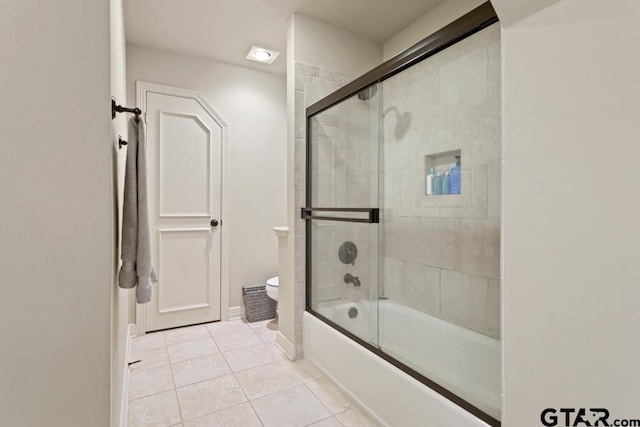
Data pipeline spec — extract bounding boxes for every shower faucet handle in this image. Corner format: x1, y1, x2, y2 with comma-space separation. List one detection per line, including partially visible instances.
338, 241, 358, 265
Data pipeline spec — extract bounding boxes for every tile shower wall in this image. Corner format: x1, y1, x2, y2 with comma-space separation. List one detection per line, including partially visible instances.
308, 89, 378, 309
294, 63, 362, 349
381, 24, 501, 339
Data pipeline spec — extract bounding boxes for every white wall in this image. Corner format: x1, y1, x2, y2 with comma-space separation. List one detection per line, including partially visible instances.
383, 0, 485, 60
293, 14, 382, 78
110, 0, 131, 424
126, 45, 287, 311
0, 0, 112, 426
500, 0, 640, 424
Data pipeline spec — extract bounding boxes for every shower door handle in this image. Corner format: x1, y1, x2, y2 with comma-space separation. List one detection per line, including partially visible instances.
301, 208, 379, 223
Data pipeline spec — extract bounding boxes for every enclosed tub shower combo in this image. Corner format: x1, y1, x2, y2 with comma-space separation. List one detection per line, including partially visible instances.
302, 3, 502, 426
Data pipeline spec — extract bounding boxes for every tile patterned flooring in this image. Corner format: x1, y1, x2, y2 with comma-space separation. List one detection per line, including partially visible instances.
128, 319, 378, 427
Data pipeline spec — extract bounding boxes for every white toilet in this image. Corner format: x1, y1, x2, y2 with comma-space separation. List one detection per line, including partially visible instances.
266, 276, 279, 302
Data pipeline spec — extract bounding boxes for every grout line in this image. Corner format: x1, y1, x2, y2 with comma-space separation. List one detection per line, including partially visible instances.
128, 386, 177, 404
170, 350, 223, 368
302, 381, 335, 420
167, 347, 185, 424
247, 399, 266, 427
134, 322, 287, 426
172, 364, 233, 390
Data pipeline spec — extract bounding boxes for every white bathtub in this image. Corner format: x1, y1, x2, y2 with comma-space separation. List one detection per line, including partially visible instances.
305, 300, 501, 426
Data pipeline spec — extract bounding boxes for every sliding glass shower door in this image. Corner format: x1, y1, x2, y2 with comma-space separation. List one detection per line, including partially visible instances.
304, 17, 502, 426
305, 85, 380, 346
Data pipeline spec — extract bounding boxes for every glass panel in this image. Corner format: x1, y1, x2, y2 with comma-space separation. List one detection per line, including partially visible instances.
378, 23, 501, 419
309, 220, 378, 343
308, 84, 380, 346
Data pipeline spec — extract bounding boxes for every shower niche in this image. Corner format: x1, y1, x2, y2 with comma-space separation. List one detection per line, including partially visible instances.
424, 149, 462, 196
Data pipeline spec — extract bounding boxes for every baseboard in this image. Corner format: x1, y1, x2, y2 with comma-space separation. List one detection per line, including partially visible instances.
275, 331, 296, 361
120, 324, 136, 427
228, 305, 243, 321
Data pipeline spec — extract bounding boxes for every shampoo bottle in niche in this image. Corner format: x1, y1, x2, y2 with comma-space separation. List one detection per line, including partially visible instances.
426, 168, 435, 195
433, 172, 443, 195
442, 171, 451, 194
450, 155, 461, 194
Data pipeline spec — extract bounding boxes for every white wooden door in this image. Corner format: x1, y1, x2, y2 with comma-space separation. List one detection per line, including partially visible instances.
142, 84, 223, 331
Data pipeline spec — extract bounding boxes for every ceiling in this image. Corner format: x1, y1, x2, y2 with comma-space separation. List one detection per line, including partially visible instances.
124, 0, 445, 75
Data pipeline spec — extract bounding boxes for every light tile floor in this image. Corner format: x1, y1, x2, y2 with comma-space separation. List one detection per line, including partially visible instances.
128, 319, 378, 427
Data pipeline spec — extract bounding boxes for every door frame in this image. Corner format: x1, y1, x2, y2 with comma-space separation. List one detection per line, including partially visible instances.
135, 80, 230, 335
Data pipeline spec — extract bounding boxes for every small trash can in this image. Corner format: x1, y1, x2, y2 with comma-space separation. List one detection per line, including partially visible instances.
242, 285, 277, 322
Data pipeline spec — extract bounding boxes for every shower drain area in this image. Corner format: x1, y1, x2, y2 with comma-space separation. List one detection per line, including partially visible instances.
348, 306, 358, 319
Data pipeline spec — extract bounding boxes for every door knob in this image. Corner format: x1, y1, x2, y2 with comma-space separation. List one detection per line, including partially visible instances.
210, 219, 219, 227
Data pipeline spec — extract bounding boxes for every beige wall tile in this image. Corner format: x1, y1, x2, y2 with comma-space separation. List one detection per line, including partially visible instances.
382, 257, 403, 300
295, 90, 305, 139
487, 279, 501, 339
305, 77, 339, 128
295, 62, 319, 91
488, 161, 501, 220
295, 233, 306, 286
440, 269, 489, 334
434, 218, 464, 272
461, 219, 500, 279
381, 174, 404, 217
295, 138, 306, 188
382, 216, 423, 263
471, 101, 501, 163
440, 47, 488, 111
403, 261, 440, 315
314, 125, 338, 174
431, 23, 495, 67
311, 173, 336, 207
319, 68, 354, 86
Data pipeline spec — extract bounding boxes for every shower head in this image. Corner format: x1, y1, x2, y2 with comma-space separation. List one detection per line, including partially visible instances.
384, 107, 412, 140
357, 85, 378, 101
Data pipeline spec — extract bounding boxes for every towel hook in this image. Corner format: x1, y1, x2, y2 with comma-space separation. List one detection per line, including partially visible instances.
112, 97, 141, 119
118, 135, 128, 150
